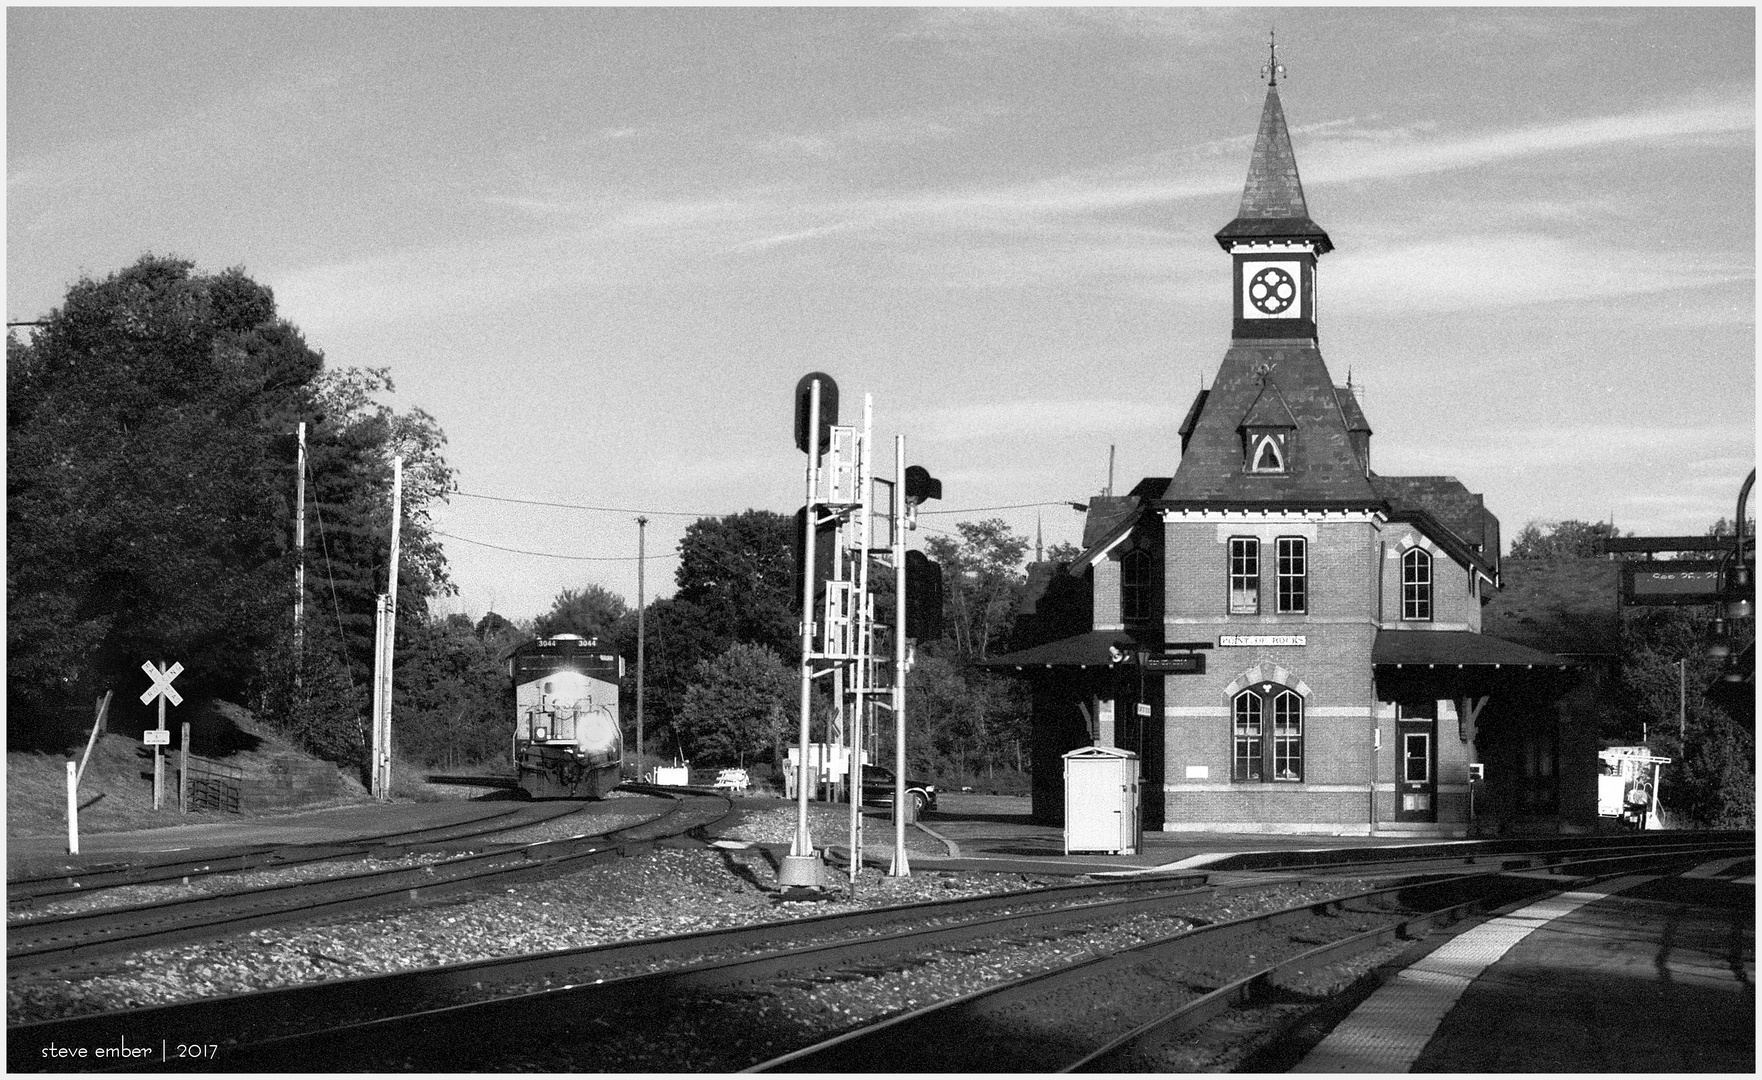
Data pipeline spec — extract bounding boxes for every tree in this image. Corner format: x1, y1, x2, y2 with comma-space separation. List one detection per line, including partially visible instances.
612, 595, 725, 764
676, 643, 795, 766
391, 615, 510, 769
8, 256, 323, 731
1509, 519, 1625, 559
675, 510, 797, 659
534, 584, 628, 641
923, 518, 1032, 661
1618, 607, 1754, 828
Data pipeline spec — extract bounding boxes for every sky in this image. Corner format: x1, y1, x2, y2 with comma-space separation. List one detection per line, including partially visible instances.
8, 6, 1755, 623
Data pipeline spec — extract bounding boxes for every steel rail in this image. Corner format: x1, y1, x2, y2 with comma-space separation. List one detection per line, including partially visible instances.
8, 801, 594, 904
1065, 846, 1753, 1071
753, 842, 1751, 1073
131, 874, 1222, 1072
6, 870, 1210, 1072
6, 792, 722, 974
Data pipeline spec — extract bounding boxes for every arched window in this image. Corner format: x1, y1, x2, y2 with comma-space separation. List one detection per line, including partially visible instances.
1232, 690, 1262, 781
1120, 548, 1153, 621
1402, 548, 1433, 621
1232, 685, 1305, 783
1251, 435, 1285, 473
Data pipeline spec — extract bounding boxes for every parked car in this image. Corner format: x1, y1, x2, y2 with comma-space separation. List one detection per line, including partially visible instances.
860, 765, 937, 819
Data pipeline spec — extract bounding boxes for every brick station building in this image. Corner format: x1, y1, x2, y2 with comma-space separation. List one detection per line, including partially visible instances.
991, 67, 1586, 837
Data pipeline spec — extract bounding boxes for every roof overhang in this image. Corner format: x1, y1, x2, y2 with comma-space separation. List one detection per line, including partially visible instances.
983, 628, 1160, 670
1372, 630, 1574, 698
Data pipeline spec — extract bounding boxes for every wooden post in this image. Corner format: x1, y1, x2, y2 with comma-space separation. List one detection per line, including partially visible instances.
66, 761, 79, 855
76, 692, 110, 784
180, 721, 191, 813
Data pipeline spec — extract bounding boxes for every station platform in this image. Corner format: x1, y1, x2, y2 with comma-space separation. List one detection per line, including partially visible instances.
1290, 866, 1755, 1073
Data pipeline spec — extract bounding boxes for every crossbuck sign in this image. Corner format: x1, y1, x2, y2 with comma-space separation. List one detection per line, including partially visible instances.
140, 662, 183, 706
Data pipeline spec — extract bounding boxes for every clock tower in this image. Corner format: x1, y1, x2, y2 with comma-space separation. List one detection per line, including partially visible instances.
1215, 39, 1332, 341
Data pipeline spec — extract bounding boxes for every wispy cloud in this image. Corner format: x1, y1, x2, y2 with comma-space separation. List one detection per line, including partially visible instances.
1329, 233, 1751, 314
904, 399, 1174, 442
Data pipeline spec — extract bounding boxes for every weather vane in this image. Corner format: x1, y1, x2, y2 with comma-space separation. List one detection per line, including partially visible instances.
1261, 28, 1284, 86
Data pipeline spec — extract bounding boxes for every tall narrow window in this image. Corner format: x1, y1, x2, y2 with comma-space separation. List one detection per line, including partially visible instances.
1232, 691, 1263, 781
1272, 690, 1304, 781
1228, 538, 1260, 614
1121, 548, 1152, 621
1233, 685, 1304, 782
1402, 548, 1433, 621
1276, 537, 1306, 613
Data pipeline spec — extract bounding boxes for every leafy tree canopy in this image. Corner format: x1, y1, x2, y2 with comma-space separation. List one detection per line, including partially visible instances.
1508, 519, 1626, 559
924, 518, 1031, 660
8, 255, 322, 718
533, 584, 628, 642
675, 509, 796, 659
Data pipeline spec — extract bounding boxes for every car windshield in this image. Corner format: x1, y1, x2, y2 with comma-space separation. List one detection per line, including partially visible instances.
863, 767, 893, 782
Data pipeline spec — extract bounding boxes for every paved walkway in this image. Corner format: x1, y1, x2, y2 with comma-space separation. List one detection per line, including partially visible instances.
1292, 867, 1754, 1073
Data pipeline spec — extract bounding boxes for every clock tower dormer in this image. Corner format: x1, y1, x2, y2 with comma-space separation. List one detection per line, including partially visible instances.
1214, 38, 1332, 342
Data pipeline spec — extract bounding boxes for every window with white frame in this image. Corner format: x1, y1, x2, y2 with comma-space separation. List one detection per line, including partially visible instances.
1228, 537, 1260, 614
1276, 537, 1306, 613
1402, 547, 1433, 621
1233, 685, 1304, 782
1232, 691, 1262, 780
1251, 435, 1285, 473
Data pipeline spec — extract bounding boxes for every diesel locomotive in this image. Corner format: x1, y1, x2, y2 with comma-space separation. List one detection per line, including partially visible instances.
508, 634, 623, 798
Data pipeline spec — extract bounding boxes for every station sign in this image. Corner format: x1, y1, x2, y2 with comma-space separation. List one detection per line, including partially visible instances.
1621, 560, 1725, 607
1219, 635, 1306, 647
1142, 653, 1206, 674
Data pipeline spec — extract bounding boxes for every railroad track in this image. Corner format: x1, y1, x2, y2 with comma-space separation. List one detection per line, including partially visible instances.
6, 790, 728, 976
6, 869, 1211, 1070
758, 841, 1754, 1073
8, 833, 1743, 1072
7, 800, 593, 906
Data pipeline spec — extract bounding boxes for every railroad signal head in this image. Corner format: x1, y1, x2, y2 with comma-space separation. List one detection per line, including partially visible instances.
904, 465, 941, 506
793, 372, 840, 455
905, 550, 944, 641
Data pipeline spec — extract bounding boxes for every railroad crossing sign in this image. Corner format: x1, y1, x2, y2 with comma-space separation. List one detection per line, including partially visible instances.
140, 661, 183, 706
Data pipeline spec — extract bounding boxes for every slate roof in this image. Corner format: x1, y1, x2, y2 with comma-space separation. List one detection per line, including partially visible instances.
1480, 559, 1622, 658
1080, 495, 1143, 550
1240, 381, 1298, 429
1372, 475, 1485, 544
1214, 83, 1332, 254
1162, 343, 1380, 505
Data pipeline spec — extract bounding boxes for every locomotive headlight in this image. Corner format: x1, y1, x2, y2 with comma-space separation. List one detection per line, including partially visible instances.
534, 726, 549, 741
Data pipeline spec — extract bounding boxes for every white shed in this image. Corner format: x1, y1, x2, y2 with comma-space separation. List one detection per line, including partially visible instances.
1063, 745, 1141, 855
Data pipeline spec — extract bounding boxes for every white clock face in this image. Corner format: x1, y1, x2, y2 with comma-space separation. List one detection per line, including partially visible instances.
1241, 260, 1303, 320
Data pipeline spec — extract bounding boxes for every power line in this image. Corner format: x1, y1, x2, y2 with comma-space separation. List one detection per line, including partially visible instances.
452, 491, 706, 517
453, 489, 1083, 519
434, 529, 682, 562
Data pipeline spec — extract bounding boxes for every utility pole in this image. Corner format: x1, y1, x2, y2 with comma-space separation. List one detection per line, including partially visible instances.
636, 515, 648, 780
294, 422, 307, 683
371, 457, 403, 801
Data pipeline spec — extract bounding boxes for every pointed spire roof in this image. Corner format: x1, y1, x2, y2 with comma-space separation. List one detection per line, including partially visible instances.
1164, 342, 1378, 505
1215, 81, 1332, 253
